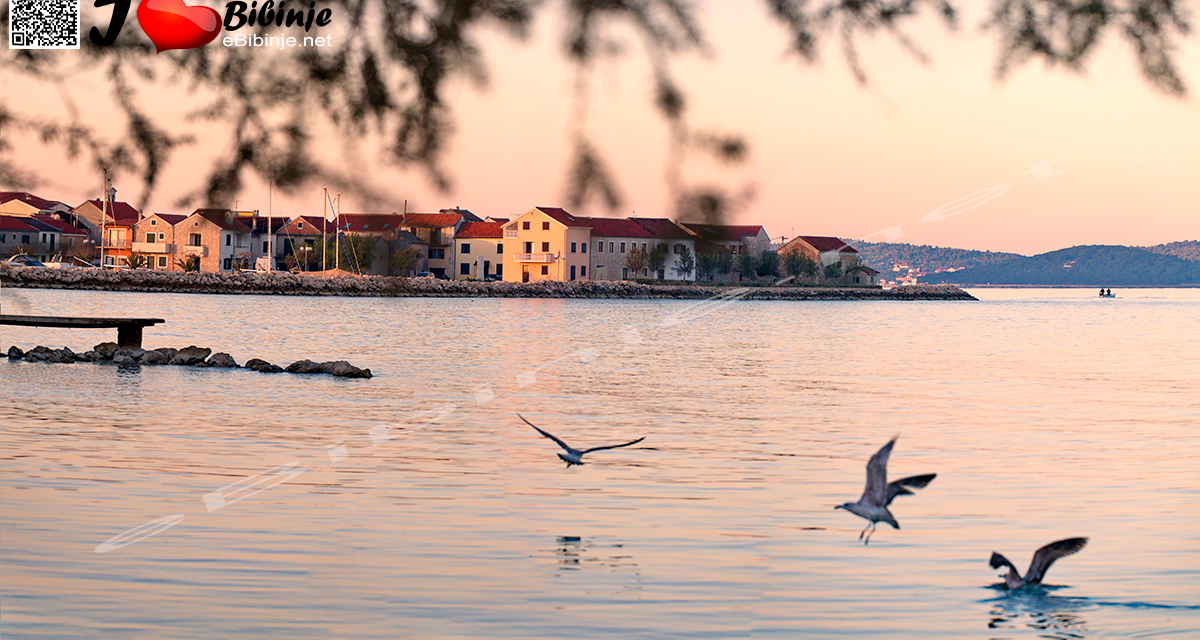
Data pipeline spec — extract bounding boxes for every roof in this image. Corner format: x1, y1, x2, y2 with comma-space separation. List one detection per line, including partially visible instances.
396, 230, 426, 245
403, 212, 460, 228
848, 265, 880, 275
83, 199, 140, 224
630, 217, 694, 240
531, 207, 591, 228
246, 217, 289, 234
440, 208, 482, 223
577, 216, 653, 238
796, 235, 859, 254
0, 191, 68, 211
146, 213, 188, 225
680, 223, 765, 242
194, 209, 254, 233
339, 213, 405, 233
31, 214, 87, 235
456, 221, 504, 239
283, 216, 338, 234
485, 217, 509, 224
0, 215, 37, 231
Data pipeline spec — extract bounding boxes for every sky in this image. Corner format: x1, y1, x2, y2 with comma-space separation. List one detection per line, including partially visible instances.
3, 1, 1198, 256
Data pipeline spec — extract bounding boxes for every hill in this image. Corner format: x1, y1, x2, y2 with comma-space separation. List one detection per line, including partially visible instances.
918, 245, 1200, 286
850, 241, 1023, 275
1139, 240, 1200, 262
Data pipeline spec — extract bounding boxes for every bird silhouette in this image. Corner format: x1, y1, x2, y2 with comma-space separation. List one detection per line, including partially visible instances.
989, 538, 1088, 589
835, 436, 936, 544
520, 414, 645, 467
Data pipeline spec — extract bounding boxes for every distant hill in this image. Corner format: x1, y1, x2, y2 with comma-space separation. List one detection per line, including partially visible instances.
849, 241, 1023, 274
1139, 240, 1200, 262
919, 245, 1200, 286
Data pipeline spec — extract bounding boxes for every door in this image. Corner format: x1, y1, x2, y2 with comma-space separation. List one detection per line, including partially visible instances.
570, 265, 576, 281
522, 265, 530, 283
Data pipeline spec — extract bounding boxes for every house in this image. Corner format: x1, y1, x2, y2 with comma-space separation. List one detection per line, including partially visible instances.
403, 212, 466, 278
30, 215, 88, 263
582, 217, 654, 281
846, 264, 881, 286
0, 192, 70, 217
777, 236, 866, 284
132, 213, 188, 270
175, 209, 256, 272
501, 207, 592, 283
453, 221, 505, 280
679, 223, 771, 258
70, 196, 141, 267
338, 213, 407, 275
0, 215, 38, 257
245, 216, 290, 270
630, 217, 698, 281
276, 215, 336, 269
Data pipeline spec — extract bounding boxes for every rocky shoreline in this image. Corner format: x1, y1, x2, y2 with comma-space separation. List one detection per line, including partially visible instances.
0, 265, 976, 300
5, 342, 372, 378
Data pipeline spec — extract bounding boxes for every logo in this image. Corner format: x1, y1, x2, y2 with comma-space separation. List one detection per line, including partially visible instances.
137, 0, 221, 53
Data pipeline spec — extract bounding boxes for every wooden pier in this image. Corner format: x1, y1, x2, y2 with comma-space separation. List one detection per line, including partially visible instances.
0, 315, 164, 348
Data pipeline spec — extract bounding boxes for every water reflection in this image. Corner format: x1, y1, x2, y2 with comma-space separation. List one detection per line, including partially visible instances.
543, 536, 643, 596
985, 586, 1091, 640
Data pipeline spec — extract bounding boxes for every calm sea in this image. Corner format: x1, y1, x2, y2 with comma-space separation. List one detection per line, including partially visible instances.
2, 287, 1198, 639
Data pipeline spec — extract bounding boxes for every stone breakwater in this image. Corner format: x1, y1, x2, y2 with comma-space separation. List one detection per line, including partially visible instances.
5, 342, 372, 378
0, 265, 975, 300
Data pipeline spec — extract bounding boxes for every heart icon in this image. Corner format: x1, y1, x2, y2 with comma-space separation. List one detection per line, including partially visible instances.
137, 0, 221, 53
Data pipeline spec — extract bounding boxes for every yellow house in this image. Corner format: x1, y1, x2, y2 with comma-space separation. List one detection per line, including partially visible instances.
502, 207, 592, 283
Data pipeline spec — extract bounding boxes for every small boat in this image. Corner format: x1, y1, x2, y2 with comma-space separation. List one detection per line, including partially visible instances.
1100, 293, 1116, 298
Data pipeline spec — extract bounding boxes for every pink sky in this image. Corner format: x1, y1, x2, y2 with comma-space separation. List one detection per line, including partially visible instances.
4, 2, 1198, 255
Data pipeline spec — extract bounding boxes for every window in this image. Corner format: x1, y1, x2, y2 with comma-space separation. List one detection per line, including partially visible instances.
0, 234, 5, 243
581, 266, 587, 277
522, 221, 530, 230
146, 233, 155, 243
620, 242, 626, 253
622, 267, 628, 279
150, 219, 157, 226
582, 242, 587, 254
597, 242, 604, 253
41, 233, 47, 243
461, 243, 471, 254
541, 265, 549, 275
570, 242, 577, 253
541, 242, 550, 252
225, 234, 231, 246
854, 276, 861, 283
570, 265, 576, 280
22, 234, 30, 245
542, 221, 550, 230
429, 248, 445, 259
158, 233, 165, 241
297, 221, 304, 230
609, 242, 614, 253
642, 243, 647, 250
496, 264, 503, 276
674, 244, 683, 254
158, 256, 167, 267
190, 233, 201, 246
461, 263, 471, 275
496, 243, 503, 254
263, 241, 269, 253
67, 238, 74, 247
524, 241, 532, 253
223, 258, 231, 270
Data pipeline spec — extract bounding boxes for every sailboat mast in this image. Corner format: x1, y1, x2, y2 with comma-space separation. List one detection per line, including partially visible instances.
322, 187, 328, 271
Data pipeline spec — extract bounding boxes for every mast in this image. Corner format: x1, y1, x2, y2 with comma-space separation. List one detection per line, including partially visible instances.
99, 168, 109, 268
322, 187, 328, 271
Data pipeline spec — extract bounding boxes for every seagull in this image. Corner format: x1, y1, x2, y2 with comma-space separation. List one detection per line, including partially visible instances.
834, 436, 936, 544
989, 538, 1088, 589
519, 414, 645, 467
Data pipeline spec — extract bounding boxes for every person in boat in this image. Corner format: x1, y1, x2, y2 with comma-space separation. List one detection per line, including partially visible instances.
1100, 288, 1105, 297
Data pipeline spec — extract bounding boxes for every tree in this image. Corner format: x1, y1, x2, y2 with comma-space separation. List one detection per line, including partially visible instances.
737, 254, 758, 281
391, 246, 423, 276
625, 246, 649, 278
782, 249, 817, 284
2, 1, 1187, 219
696, 250, 716, 281
675, 246, 695, 279
648, 244, 670, 279
757, 251, 780, 280
127, 253, 147, 269
176, 255, 200, 272
714, 250, 734, 278
318, 233, 378, 273
823, 260, 844, 284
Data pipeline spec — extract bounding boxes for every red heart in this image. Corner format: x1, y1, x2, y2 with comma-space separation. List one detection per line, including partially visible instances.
137, 0, 221, 53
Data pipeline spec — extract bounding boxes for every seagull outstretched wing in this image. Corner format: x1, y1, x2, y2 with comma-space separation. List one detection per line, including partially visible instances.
582, 437, 646, 454
885, 473, 937, 506
519, 414, 575, 454
862, 437, 896, 506
1025, 537, 1088, 584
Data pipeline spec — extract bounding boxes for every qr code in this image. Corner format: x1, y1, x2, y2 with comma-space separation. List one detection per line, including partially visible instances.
9, 0, 80, 49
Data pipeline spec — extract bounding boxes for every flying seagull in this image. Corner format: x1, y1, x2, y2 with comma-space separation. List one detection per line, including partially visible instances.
835, 436, 936, 544
519, 414, 645, 467
989, 538, 1088, 589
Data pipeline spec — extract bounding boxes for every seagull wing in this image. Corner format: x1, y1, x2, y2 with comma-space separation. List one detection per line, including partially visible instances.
519, 414, 573, 453
581, 436, 646, 455
862, 437, 896, 506
884, 473, 937, 506
1025, 537, 1088, 584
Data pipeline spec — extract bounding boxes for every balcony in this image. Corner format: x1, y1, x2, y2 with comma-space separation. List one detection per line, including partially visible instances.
180, 245, 208, 257
504, 230, 519, 238
515, 253, 556, 263
132, 242, 173, 253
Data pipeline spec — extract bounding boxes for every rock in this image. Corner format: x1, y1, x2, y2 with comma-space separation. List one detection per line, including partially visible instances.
52, 347, 76, 363
170, 346, 211, 365
320, 360, 373, 378
112, 354, 137, 365
24, 346, 53, 362
245, 358, 283, 373
206, 352, 238, 368
153, 347, 179, 361
94, 342, 119, 359
285, 359, 323, 374
115, 347, 145, 361
7, 346, 24, 359
139, 350, 168, 365
77, 351, 98, 362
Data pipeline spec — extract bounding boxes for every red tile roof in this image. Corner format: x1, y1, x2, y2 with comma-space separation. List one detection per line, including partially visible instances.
0, 191, 68, 211
147, 213, 188, 226
339, 213, 405, 232
282, 216, 338, 234
31, 214, 87, 236
630, 217, 695, 240
194, 209, 254, 233
403, 212, 460, 228
84, 199, 141, 224
576, 216, 654, 238
0, 215, 38, 231
456, 221, 504, 239
680, 223, 765, 242
533, 207, 591, 228
796, 236, 859, 254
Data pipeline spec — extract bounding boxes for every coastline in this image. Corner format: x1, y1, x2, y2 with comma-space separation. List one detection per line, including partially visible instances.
0, 266, 976, 300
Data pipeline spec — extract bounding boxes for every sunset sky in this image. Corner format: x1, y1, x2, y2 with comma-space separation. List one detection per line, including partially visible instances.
5, 1, 1198, 255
